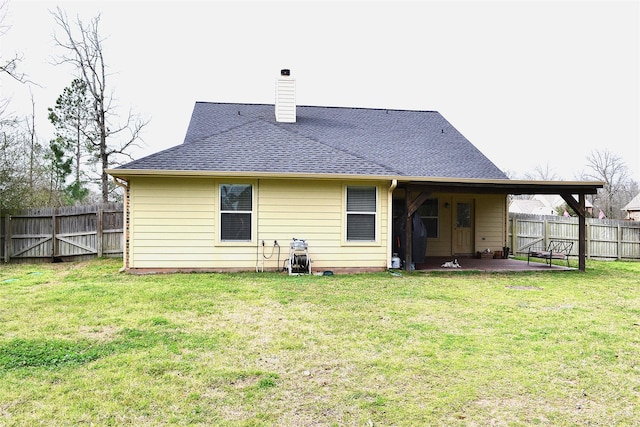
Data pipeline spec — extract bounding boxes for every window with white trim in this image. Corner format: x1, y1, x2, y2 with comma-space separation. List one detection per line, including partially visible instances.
346, 186, 377, 241
220, 184, 252, 241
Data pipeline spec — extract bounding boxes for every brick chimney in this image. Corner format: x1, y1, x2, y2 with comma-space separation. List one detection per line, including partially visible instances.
275, 69, 296, 123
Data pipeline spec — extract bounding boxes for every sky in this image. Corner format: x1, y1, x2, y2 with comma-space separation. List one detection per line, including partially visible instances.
1, 0, 639, 183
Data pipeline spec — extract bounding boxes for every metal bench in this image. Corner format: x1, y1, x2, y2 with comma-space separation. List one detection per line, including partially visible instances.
527, 240, 573, 267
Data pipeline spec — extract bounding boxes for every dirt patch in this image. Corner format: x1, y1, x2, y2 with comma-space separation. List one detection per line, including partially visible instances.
506, 285, 543, 290
77, 325, 120, 342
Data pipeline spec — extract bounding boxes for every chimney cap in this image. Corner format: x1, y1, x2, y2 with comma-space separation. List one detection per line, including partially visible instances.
280, 69, 291, 76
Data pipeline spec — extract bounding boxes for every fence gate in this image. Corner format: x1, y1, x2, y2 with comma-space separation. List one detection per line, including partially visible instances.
6, 211, 55, 261
2, 203, 123, 263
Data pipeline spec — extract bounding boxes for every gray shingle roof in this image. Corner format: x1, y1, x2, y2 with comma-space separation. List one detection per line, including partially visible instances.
116, 102, 508, 179
623, 193, 640, 211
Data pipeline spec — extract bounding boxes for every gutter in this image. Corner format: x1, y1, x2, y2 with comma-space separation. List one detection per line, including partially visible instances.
387, 179, 398, 269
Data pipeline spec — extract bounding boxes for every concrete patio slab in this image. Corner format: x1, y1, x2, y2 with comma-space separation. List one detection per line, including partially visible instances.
413, 256, 574, 272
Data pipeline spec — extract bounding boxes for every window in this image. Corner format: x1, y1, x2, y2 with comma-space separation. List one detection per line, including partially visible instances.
418, 198, 439, 238
220, 184, 252, 241
393, 198, 439, 238
346, 186, 377, 241
456, 202, 471, 228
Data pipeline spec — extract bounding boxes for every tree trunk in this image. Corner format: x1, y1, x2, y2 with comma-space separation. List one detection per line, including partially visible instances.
100, 115, 108, 203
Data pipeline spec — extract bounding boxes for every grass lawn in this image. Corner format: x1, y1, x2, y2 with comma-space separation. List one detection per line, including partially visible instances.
0, 258, 639, 426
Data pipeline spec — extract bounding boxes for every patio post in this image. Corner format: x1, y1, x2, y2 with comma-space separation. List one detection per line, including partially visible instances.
560, 192, 587, 272
578, 193, 586, 272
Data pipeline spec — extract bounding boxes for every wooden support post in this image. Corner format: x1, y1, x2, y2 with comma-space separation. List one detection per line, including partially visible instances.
403, 187, 431, 271
560, 192, 587, 271
578, 193, 586, 272
405, 190, 413, 272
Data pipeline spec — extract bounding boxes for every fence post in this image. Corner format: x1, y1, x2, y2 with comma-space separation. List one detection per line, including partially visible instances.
586, 220, 591, 259
511, 215, 518, 257
52, 212, 57, 259
544, 218, 550, 248
617, 224, 622, 260
3, 215, 10, 263
97, 206, 104, 258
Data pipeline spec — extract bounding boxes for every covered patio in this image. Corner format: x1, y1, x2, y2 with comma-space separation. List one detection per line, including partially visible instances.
414, 256, 574, 272
400, 179, 604, 273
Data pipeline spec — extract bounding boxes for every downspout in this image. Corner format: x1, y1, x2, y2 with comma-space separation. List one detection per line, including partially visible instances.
113, 177, 129, 273
255, 180, 260, 272
387, 179, 398, 269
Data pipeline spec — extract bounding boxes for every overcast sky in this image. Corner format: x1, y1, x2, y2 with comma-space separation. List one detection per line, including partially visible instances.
2, 0, 638, 183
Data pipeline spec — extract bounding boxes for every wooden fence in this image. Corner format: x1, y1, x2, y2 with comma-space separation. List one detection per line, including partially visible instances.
509, 213, 640, 260
2, 207, 639, 264
1, 203, 123, 264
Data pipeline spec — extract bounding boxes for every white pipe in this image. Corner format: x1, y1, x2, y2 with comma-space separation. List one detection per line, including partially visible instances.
112, 177, 129, 272
256, 180, 260, 272
387, 179, 398, 269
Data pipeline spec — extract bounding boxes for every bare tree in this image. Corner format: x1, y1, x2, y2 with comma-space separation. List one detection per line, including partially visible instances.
26, 91, 38, 187
0, 116, 54, 210
0, 1, 26, 122
507, 163, 561, 203
524, 163, 559, 181
0, 3, 52, 210
0, 1, 26, 85
580, 149, 635, 219
51, 7, 148, 202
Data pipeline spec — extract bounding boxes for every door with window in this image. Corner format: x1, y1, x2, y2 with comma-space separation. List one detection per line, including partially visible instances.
453, 199, 474, 255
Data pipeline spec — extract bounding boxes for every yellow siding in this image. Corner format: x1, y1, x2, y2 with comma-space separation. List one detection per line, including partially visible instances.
129, 177, 216, 268
425, 194, 453, 256
257, 180, 388, 270
128, 177, 389, 271
474, 194, 508, 254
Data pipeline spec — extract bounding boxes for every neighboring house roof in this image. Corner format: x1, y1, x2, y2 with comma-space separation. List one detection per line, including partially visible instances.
531, 194, 593, 209
509, 199, 557, 215
116, 103, 508, 180
533, 194, 562, 208
623, 193, 640, 211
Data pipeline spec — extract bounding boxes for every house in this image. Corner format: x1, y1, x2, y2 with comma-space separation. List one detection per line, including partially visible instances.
509, 194, 593, 216
622, 193, 640, 221
107, 70, 602, 273
509, 198, 557, 216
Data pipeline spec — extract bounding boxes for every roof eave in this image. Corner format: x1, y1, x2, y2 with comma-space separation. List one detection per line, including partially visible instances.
106, 168, 400, 181
106, 168, 604, 194
401, 178, 604, 195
